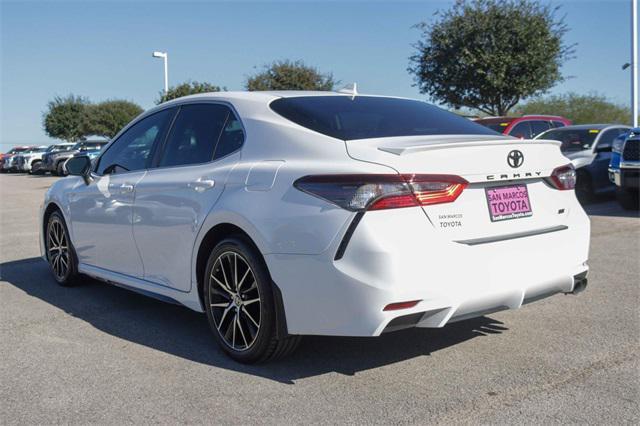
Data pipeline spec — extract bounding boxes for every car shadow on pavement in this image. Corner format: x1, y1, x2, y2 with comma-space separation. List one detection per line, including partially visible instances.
1, 257, 507, 384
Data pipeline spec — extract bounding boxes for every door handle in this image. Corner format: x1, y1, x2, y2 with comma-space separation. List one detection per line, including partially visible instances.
119, 183, 134, 193
188, 178, 215, 192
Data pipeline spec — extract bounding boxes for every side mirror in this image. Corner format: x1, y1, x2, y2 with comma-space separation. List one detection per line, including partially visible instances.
65, 155, 92, 184
596, 145, 612, 153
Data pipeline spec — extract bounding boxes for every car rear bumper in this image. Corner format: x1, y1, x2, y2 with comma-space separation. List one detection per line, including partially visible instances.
265, 203, 590, 337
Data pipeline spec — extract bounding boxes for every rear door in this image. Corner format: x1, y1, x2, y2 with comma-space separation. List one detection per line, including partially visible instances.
133, 103, 244, 291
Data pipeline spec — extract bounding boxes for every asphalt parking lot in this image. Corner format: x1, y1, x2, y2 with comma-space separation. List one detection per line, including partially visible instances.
0, 173, 638, 425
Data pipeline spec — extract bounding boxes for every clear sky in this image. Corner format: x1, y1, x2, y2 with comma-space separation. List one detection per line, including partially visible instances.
0, 0, 636, 148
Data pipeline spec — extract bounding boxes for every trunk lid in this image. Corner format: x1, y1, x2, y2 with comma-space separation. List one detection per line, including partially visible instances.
345, 135, 574, 242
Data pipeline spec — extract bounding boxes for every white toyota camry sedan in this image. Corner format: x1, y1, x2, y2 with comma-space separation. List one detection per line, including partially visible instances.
41, 91, 590, 363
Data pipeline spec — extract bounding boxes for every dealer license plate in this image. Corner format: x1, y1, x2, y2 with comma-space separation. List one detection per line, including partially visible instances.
485, 184, 533, 222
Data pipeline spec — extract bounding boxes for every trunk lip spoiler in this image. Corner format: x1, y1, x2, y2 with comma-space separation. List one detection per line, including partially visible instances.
363, 136, 561, 156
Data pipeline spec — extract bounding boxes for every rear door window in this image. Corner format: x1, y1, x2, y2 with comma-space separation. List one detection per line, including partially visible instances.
530, 121, 551, 137
158, 104, 231, 168
509, 122, 533, 139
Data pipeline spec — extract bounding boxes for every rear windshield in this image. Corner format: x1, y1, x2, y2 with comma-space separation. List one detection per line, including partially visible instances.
270, 96, 499, 140
539, 129, 600, 152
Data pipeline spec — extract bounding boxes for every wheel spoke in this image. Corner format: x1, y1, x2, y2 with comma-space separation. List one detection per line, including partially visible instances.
217, 304, 233, 330
210, 288, 232, 299
60, 255, 68, 270
233, 253, 238, 291
241, 306, 259, 328
240, 280, 257, 295
219, 258, 232, 293
236, 268, 251, 292
243, 298, 259, 306
211, 274, 234, 296
237, 315, 248, 348
210, 302, 230, 308
231, 312, 237, 349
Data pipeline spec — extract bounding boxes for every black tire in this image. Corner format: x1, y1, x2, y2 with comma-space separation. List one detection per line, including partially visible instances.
45, 211, 80, 286
29, 160, 42, 175
575, 171, 594, 203
616, 187, 639, 210
203, 236, 300, 363
56, 161, 67, 177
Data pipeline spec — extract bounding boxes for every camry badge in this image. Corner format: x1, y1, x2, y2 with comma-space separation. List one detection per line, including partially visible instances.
507, 150, 524, 168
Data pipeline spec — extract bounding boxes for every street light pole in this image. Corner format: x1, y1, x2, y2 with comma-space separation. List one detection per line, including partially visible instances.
632, 0, 638, 127
152, 51, 169, 95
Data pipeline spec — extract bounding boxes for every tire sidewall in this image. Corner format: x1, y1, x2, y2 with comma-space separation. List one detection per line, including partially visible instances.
203, 237, 276, 363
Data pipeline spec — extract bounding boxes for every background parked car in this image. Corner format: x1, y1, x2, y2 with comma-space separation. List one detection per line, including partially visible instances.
14, 146, 49, 173
1, 146, 41, 172
40, 143, 77, 175
0, 146, 32, 172
43, 140, 108, 176
536, 124, 630, 200
474, 115, 571, 138
609, 128, 640, 210
63, 144, 107, 174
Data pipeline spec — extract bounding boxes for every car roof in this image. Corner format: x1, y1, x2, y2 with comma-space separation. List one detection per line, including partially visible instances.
475, 115, 567, 123
157, 90, 418, 106
545, 124, 630, 131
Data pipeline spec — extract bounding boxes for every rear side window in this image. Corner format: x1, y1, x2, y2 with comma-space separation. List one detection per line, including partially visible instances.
530, 121, 551, 137
598, 128, 627, 148
541, 129, 599, 152
214, 114, 244, 160
270, 96, 498, 140
159, 104, 231, 168
509, 122, 533, 139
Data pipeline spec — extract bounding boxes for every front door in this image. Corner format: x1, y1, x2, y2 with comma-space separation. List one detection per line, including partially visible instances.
68, 107, 176, 277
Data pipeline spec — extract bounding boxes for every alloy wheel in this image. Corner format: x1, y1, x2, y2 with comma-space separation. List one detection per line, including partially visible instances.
208, 251, 261, 351
47, 217, 70, 281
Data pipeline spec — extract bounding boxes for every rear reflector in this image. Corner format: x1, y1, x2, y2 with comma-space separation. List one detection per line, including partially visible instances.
548, 164, 576, 190
295, 174, 468, 211
383, 300, 422, 311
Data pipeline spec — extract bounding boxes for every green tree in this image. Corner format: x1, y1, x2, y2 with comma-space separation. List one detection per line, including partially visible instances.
43, 95, 90, 142
245, 60, 335, 91
408, 0, 574, 116
83, 100, 143, 138
516, 93, 633, 125
157, 81, 222, 104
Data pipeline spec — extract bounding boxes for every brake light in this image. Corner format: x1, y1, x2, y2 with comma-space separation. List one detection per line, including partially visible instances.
548, 164, 576, 190
294, 174, 468, 211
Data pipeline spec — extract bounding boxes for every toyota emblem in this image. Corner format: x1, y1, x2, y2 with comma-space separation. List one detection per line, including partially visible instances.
507, 150, 524, 168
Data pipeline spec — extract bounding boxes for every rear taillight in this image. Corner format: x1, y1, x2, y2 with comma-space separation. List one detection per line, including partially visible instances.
548, 164, 576, 190
294, 174, 468, 211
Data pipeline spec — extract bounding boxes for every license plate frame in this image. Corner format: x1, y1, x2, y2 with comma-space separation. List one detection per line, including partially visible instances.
485, 184, 533, 222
